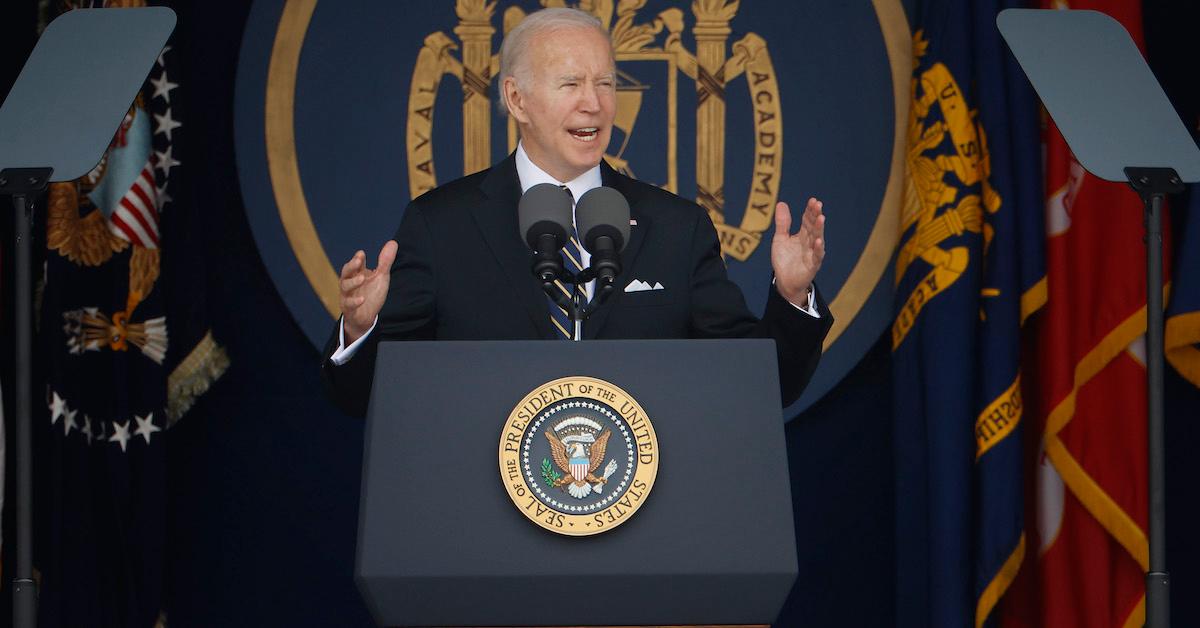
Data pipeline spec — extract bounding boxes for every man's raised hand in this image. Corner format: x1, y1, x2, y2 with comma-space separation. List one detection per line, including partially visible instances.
770, 198, 826, 305
340, 240, 397, 345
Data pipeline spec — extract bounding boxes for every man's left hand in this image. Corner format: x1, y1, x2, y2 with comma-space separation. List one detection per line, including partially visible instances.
771, 198, 826, 305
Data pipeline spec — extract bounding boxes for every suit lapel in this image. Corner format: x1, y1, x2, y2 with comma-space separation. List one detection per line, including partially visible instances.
584, 160, 651, 339
473, 154, 555, 339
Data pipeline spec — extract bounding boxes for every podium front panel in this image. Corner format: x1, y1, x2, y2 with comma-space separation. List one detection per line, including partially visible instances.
356, 340, 798, 627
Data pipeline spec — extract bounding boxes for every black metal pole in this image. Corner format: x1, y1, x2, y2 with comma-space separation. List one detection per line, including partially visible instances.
1125, 166, 1180, 628
1145, 191, 1169, 628
11, 192, 37, 628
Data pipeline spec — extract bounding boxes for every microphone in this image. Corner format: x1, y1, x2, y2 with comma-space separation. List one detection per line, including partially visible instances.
575, 186, 630, 287
517, 183, 574, 283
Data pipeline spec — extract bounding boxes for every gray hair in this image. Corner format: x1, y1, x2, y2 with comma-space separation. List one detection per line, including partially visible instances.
498, 7, 612, 88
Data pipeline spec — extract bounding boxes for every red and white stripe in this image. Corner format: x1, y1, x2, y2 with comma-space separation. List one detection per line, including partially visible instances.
570, 461, 589, 482
107, 161, 160, 249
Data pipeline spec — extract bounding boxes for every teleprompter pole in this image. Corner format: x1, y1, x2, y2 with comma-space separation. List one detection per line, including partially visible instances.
1125, 166, 1183, 628
2, 168, 51, 628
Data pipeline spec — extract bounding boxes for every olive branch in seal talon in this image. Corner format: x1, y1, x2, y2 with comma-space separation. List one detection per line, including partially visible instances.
540, 458, 562, 488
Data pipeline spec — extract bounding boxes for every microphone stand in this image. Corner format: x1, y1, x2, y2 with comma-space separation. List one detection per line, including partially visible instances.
539, 266, 619, 338
532, 228, 623, 339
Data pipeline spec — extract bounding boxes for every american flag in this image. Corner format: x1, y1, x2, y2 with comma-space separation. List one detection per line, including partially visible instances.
108, 159, 160, 247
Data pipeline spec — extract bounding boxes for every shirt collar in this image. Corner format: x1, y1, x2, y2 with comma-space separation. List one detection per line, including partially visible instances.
515, 142, 602, 204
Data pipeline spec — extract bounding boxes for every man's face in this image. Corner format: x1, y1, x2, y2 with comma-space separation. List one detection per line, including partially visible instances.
505, 26, 616, 183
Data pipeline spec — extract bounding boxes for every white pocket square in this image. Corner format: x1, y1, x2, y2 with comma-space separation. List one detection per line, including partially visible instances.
624, 279, 665, 293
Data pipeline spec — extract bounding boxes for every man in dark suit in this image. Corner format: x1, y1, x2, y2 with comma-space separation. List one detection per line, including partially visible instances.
323, 7, 832, 417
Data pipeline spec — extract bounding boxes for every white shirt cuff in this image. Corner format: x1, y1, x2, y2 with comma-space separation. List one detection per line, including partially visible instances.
329, 316, 378, 365
774, 279, 820, 318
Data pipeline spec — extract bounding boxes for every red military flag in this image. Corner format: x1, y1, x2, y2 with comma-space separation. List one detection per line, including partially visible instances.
1002, 1, 1164, 627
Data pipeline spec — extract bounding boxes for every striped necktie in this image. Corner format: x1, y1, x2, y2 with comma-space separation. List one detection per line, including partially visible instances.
549, 185, 582, 340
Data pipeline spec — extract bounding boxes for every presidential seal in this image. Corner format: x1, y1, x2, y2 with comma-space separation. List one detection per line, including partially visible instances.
499, 377, 658, 536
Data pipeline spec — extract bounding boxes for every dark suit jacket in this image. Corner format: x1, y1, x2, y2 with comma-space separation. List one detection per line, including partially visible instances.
322, 154, 833, 417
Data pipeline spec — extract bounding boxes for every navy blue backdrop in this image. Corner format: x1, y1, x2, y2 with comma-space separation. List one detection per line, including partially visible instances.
0, 2, 1197, 627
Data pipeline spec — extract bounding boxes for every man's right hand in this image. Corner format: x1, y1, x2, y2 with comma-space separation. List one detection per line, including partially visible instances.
340, 240, 398, 345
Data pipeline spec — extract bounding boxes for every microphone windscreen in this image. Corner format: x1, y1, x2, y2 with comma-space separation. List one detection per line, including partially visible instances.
575, 186, 630, 252
518, 183, 574, 250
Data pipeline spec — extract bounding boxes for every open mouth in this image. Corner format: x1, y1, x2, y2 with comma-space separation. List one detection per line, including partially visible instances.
568, 127, 599, 142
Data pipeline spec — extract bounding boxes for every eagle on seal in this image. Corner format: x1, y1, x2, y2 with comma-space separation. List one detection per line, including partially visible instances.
545, 428, 618, 499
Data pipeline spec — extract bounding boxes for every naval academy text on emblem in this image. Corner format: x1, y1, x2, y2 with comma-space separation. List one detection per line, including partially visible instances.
499, 376, 659, 536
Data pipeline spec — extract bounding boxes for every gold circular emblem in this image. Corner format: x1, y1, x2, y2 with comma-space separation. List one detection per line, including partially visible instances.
498, 376, 659, 536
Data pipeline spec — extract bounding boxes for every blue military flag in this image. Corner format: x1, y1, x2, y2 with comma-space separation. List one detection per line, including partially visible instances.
1166, 176, 1200, 389
891, 1, 1044, 626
